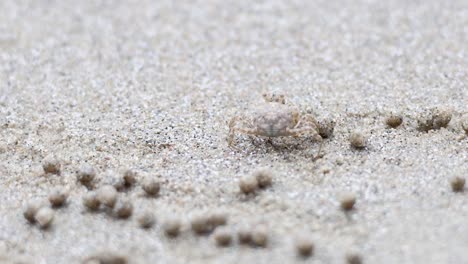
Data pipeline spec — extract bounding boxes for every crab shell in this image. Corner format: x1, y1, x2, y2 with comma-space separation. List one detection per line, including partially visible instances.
251, 103, 300, 137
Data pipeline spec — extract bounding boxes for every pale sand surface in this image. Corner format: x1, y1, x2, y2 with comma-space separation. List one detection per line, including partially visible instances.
0, 0, 467, 263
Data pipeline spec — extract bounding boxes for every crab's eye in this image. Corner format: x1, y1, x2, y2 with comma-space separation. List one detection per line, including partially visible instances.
292, 112, 299, 124
279, 95, 285, 103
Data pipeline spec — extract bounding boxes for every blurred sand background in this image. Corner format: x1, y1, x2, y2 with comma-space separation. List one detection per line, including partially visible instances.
0, 0, 467, 263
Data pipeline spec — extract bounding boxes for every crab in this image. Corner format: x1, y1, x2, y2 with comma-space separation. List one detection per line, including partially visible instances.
228, 93, 324, 157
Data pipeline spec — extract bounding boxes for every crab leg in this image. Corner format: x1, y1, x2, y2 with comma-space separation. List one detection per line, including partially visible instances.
228, 116, 259, 146
312, 139, 324, 161
228, 116, 239, 146
286, 126, 322, 142
286, 126, 324, 160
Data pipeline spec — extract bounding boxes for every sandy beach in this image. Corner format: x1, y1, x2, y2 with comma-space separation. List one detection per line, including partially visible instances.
0, 0, 467, 263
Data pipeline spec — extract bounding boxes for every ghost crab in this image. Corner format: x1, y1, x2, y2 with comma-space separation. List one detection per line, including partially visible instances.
228, 93, 324, 158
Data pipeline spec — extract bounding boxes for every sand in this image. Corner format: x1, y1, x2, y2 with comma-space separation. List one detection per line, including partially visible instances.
0, 0, 467, 263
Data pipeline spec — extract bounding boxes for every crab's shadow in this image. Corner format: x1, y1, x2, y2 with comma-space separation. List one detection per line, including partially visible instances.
237, 136, 324, 160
